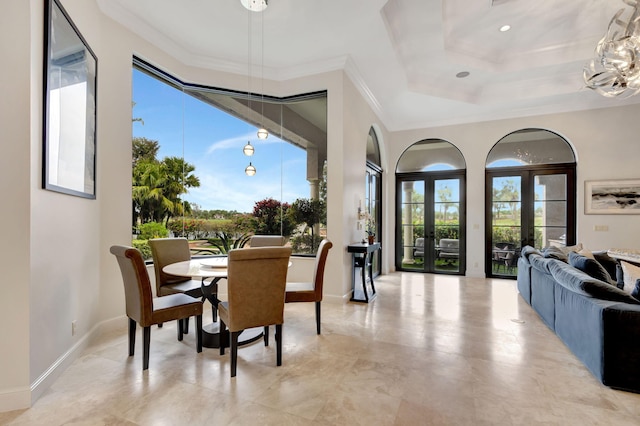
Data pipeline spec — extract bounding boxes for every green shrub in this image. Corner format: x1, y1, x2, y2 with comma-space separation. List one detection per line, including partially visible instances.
138, 221, 168, 240
291, 233, 323, 254
132, 239, 152, 260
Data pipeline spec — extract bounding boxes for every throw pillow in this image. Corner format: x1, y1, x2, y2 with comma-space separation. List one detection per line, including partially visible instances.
577, 247, 595, 259
593, 250, 621, 285
543, 246, 568, 262
632, 280, 640, 301
558, 243, 583, 255
620, 261, 640, 295
568, 251, 617, 286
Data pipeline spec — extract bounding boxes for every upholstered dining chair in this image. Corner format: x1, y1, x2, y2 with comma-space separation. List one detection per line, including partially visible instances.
249, 235, 286, 247
149, 238, 202, 298
285, 239, 332, 335
149, 238, 210, 331
218, 246, 291, 377
110, 245, 203, 370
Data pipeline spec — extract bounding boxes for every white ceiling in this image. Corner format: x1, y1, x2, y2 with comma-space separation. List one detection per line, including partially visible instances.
97, 0, 640, 131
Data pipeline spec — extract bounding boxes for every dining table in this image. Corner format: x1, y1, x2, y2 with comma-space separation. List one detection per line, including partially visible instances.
162, 257, 263, 349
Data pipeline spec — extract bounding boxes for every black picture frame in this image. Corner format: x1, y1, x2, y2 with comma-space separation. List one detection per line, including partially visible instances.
43, 0, 97, 199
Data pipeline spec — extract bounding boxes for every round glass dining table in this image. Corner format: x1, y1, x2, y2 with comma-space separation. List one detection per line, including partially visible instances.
162, 257, 263, 348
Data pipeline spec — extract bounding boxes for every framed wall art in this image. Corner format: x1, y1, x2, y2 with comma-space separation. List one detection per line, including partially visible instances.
585, 179, 640, 214
43, 0, 97, 199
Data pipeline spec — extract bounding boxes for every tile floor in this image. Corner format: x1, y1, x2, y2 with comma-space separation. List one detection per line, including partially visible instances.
2, 272, 640, 425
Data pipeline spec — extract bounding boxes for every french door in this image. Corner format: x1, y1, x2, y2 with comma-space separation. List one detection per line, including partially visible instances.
366, 163, 382, 277
397, 172, 465, 274
485, 165, 575, 278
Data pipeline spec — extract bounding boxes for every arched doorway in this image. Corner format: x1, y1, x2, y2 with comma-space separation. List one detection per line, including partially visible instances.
366, 127, 382, 276
396, 139, 466, 274
485, 128, 576, 278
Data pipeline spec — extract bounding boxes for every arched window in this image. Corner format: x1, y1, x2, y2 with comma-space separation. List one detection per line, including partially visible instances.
485, 129, 576, 278
396, 139, 466, 275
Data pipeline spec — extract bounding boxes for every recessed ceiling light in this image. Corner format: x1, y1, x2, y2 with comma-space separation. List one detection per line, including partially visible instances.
500, 25, 511, 32
456, 71, 470, 78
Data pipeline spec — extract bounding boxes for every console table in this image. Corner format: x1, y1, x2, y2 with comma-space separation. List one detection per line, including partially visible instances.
348, 242, 380, 303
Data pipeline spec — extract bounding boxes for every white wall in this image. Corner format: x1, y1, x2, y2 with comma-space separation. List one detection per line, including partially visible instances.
0, 0, 33, 411
388, 105, 640, 276
28, 0, 103, 401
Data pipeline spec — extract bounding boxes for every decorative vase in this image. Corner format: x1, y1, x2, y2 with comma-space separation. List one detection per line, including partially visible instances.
368, 235, 375, 245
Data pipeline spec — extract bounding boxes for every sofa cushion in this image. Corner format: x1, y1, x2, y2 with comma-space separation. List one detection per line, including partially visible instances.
543, 246, 568, 262
620, 261, 640, 300
521, 246, 542, 260
548, 260, 640, 304
568, 251, 617, 286
529, 252, 554, 274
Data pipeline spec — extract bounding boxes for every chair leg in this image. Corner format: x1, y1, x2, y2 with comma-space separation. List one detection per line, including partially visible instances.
220, 320, 227, 355
315, 301, 321, 335
275, 324, 282, 367
177, 319, 184, 341
183, 317, 190, 334
196, 314, 202, 353
264, 326, 269, 346
128, 318, 136, 356
143, 326, 151, 370
230, 331, 240, 377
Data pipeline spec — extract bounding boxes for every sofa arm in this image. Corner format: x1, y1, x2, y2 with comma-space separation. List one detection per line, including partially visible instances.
602, 303, 640, 391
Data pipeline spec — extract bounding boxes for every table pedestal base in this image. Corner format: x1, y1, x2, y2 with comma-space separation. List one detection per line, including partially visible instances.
202, 323, 264, 349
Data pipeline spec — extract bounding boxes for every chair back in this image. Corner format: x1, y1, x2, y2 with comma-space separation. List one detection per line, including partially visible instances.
149, 238, 191, 295
311, 239, 333, 301
110, 245, 153, 326
226, 246, 291, 331
249, 235, 286, 247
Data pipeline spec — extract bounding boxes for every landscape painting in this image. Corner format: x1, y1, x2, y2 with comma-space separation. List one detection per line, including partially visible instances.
586, 179, 640, 214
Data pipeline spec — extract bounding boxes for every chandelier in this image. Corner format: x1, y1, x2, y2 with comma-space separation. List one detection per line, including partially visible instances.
584, 0, 640, 98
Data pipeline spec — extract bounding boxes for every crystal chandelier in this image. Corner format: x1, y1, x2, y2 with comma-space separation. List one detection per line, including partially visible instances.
584, 0, 640, 98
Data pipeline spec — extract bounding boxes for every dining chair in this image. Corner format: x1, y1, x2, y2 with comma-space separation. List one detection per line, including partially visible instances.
218, 246, 291, 377
285, 239, 333, 335
110, 245, 203, 370
249, 235, 286, 247
149, 238, 210, 331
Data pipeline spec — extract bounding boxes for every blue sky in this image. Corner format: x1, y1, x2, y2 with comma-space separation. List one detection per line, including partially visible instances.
132, 69, 309, 213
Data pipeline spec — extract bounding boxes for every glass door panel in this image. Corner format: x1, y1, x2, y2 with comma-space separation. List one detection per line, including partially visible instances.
491, 176, 522, 277
534, 174, 567, 249
434, 178, 461, 273
400, 180, 425, 271
366, 168, 382, 276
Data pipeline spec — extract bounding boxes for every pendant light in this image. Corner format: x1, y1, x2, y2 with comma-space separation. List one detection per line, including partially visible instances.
245, 162, 256, 176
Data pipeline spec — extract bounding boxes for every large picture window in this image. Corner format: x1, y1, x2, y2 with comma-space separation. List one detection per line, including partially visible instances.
131, 58, 327, 257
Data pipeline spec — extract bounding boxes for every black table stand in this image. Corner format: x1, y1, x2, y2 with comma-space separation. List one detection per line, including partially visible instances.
348, 242, 380, 303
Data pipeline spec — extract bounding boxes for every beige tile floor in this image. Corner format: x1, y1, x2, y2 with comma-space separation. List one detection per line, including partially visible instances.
3, 272, 640, 425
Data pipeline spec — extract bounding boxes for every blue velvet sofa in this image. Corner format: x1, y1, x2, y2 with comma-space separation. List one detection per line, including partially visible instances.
517, 246, 640, 393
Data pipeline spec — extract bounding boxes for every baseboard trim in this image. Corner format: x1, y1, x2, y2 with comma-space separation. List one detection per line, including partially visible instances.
0, 315, 127, 413
30, 315, 126, 406
0, 386, 31, 412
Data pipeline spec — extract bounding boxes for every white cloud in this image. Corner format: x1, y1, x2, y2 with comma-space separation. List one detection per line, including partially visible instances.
206, 132, 284, 155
